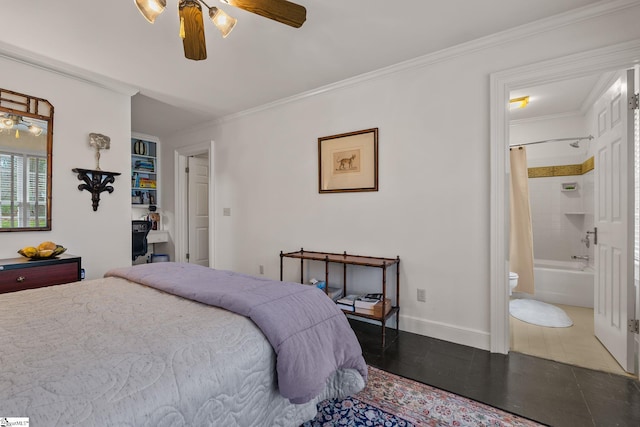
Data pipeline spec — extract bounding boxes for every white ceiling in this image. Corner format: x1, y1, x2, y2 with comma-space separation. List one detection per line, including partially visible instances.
0, 0, 603, 136
509, 74, 605, 122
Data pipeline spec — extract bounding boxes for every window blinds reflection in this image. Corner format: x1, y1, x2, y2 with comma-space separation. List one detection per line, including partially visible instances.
0, 152, 47, 228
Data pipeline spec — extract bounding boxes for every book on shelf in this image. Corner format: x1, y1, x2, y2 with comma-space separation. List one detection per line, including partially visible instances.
336, 294, 359, 306
138, 178, 157, 188
337, 303, 355, 312
134, 159, 155, 171
354, 293, 384, 309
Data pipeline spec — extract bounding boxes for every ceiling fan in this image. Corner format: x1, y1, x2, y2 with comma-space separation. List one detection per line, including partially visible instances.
135, 0, 307, 61
0, 114, 45, 137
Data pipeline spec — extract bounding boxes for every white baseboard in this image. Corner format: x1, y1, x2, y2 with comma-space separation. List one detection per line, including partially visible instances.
399, 314, 491, 351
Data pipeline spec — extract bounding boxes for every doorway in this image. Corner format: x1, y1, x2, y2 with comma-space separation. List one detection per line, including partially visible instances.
187, 154, 210, 267
174, 141, 215, 267
489, 40, 640, 378
506, 72, 634, 376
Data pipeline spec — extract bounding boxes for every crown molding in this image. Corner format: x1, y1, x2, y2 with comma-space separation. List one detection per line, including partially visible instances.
213, 0, 639, 126
0, 41, 139, 97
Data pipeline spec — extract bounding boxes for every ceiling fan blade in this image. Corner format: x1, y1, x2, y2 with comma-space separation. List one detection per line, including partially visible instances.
179, 0, 207, 61
221, 0, 306, 28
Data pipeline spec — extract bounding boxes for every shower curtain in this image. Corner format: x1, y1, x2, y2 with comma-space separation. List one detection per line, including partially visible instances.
509, 147, 535, 294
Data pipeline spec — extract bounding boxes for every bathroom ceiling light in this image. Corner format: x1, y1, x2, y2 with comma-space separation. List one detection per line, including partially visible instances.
509, 96, 530, 109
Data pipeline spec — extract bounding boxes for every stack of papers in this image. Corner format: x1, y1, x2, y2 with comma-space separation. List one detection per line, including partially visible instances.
336, 293, 385, 312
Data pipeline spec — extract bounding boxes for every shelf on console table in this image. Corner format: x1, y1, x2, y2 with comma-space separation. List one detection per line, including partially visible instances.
280, 249, 400, 347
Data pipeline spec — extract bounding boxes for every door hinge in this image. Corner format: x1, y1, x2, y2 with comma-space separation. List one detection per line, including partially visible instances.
185, 167, 190, 173
629, 94, 639, 110
629, 319, 639, 334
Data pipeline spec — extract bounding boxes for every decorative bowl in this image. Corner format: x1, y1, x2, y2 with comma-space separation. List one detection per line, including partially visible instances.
18, 245, 67, 260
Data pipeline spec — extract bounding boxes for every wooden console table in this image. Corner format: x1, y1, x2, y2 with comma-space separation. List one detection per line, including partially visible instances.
280, 248, 400, 347
0, 254, 82, 294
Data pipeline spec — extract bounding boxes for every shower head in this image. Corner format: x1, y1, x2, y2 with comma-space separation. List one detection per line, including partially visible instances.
569, 141, 580, 148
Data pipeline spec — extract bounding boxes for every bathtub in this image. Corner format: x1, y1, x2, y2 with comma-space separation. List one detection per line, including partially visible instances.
514, 259, 594, 308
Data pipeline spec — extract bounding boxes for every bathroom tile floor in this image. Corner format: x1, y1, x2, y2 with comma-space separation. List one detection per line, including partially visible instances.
350, 319, 640, 427
509, 301, 632, 377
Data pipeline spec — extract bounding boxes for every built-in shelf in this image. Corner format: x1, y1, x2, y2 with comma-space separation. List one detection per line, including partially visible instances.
131, 134, 159, 207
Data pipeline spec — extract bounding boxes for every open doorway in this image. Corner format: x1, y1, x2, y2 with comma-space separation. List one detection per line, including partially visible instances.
174, 141, 215, 267
489, 40, 640, 379
506, 71, 634, 376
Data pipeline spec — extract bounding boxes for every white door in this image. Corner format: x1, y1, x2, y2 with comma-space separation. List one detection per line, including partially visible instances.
594, 69, 636, 373
188, 156, 209, 267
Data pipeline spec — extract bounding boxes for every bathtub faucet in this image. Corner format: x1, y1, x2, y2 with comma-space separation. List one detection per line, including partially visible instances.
571, 255, 590, 261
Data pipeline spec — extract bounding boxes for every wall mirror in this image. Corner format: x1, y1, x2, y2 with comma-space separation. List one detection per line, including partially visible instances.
0, 88, 53, 231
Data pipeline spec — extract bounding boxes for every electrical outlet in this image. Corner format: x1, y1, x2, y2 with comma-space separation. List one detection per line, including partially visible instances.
417, 288, 426, 302
259, 265, 264, 275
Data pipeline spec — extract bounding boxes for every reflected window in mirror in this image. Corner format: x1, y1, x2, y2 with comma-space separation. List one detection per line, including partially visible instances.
0, 89, 53, 231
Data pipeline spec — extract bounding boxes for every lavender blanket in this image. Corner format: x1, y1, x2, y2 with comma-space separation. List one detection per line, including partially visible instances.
105, 262, 367, 404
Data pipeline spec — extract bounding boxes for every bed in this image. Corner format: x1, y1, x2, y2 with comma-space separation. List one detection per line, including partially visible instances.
0, 263, 366, 426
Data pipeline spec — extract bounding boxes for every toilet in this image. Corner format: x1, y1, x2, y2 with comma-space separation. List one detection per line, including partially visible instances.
509, 272, 519, 295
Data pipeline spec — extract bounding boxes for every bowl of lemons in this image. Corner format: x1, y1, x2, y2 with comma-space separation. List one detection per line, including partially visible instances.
18, 241, 67, 260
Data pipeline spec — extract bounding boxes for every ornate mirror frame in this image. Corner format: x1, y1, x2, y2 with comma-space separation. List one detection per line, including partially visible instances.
0, 88, 54, 231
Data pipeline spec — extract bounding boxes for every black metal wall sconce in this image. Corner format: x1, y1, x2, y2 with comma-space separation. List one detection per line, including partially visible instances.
72, 168, 121, 211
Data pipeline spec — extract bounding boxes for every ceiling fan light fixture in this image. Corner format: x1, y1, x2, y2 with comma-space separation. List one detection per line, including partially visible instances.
135, 0, 167, 23
28, 124, 43, 136
133, 0, 306, 60
209, 7, 237, 38
0, 116, 15, 129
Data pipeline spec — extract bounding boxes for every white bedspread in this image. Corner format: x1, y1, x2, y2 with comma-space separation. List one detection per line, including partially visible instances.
0, 277, 364, 426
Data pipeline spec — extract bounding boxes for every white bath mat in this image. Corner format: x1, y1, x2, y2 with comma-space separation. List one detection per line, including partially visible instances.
509, 299, 573, 328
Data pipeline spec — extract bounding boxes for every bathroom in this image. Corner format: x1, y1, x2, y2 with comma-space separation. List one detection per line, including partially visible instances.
511, 112, 595, 307
507, 71, 634, 376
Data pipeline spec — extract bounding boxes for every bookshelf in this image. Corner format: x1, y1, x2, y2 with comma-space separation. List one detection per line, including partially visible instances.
280, 249, 400, 347
131, 134, 159, 207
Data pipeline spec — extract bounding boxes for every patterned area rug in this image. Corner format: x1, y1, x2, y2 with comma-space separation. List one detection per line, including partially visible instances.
303, 366, 544, 426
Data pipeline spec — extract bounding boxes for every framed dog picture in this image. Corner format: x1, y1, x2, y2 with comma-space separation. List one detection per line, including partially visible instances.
318, 128, 378, 193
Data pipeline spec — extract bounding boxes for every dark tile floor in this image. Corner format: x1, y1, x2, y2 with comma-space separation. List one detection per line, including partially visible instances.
349, 319, 640, 427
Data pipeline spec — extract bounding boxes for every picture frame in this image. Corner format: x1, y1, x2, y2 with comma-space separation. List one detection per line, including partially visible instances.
318, 128, 378, 193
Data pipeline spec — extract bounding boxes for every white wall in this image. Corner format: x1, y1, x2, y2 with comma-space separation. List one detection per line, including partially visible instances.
511, 115, 588, 166
0, 57, 133, 279
162, 5, 640, 350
